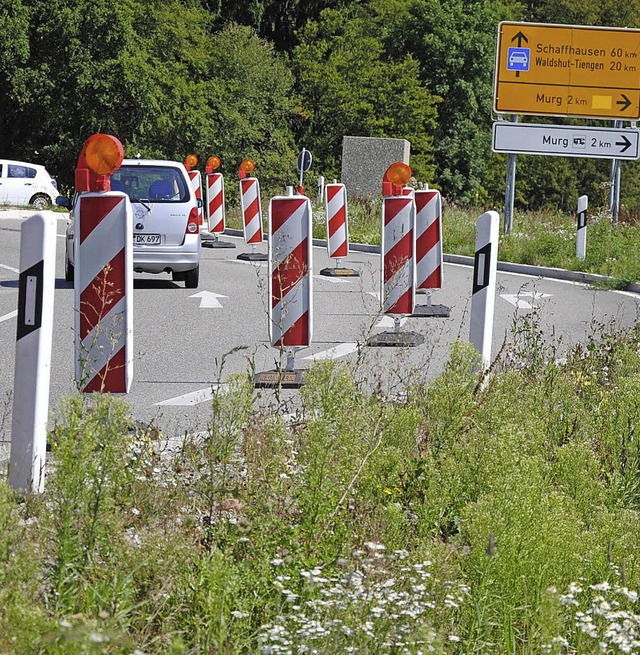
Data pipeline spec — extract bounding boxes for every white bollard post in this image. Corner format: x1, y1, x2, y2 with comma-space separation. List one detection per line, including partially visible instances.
469, 211, 500, 369
576, 195, 588, 260
9, 213, 57, 493
317, 176, 325, 204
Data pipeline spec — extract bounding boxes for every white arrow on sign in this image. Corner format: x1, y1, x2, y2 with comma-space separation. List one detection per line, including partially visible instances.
501, 291, 553, 309
189, 290, 228, 308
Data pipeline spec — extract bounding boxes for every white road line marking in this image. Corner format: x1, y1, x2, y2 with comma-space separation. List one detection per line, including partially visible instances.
302, 342, 359, 361
313, 275, 352, 284
0, 310, 17, 323
0, 264, 19, 273
154, 383, 228, 406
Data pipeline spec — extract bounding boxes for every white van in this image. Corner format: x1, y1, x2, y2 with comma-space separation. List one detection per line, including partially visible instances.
65, 159, 201, 288
0, 159, 60, 209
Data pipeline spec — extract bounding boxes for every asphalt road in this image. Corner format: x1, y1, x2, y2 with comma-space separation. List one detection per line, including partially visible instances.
1, 210, 639, 444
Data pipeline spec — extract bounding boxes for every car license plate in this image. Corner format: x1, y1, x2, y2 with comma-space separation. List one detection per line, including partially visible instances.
134, 234, 161, 245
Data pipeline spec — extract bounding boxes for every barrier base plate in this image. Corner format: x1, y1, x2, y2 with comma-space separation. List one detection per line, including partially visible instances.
254, 369, 305, 389
238, 252, 268, 262
412, 304, 450, 318
320, 267, 360, 277
366, 331, 424, 347
201, 234, 236, 248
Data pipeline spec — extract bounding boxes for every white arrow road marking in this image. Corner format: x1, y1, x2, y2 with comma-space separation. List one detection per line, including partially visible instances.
303, 342, 359, 361
501, 292, 553, 309
0, 264, 19, 273
0, 310, 17, 323
189, 290, 228, 308
154, 383, 228, 406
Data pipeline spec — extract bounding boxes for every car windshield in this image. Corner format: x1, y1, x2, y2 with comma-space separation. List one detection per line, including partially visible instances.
111, 165, 189, 203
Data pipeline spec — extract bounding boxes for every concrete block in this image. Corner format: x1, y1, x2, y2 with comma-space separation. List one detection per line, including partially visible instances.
341, 136, 410, 199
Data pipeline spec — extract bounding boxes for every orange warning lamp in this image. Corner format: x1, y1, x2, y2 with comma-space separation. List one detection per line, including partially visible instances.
382, 161, 412, 196
184, 154, 198, 171
206, 156, 221, 174
75, 133, 124, 192
238, 158, 256, 179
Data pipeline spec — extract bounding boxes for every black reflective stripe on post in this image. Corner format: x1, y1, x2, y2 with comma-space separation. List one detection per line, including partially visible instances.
577, 209, 587, 230
16, 259, 43, 341
472, 243, 492, 295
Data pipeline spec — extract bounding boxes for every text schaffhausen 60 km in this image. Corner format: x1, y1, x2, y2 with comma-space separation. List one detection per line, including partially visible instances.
494, 22, 640, 120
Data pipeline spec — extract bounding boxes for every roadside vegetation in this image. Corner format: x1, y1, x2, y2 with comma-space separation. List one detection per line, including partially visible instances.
226, 198, 640, 286
2, 312, 640, 653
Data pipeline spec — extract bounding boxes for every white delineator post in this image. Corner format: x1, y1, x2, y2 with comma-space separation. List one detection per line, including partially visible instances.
9, 213, 56, 493
469, 211, 500, 369
75, 192, 133, 393
576, 194, 588, 260
207, 171, 225, 234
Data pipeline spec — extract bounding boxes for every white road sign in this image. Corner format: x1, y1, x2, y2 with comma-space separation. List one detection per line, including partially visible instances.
492, 122, 640, 160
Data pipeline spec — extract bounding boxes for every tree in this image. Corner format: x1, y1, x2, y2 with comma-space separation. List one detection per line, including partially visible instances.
0, 0, 298, 197
293, 1, 439, 185
387, 0, 513, 204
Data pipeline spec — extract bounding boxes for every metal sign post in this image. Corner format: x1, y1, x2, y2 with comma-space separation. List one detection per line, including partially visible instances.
297, 148, 312, 194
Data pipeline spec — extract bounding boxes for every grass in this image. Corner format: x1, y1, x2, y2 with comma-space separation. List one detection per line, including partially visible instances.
2, 192, 640, 652
2, 314, 640, 652
226, 197, 640, 285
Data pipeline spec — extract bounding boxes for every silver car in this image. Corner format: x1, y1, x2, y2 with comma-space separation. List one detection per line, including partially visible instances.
65, 159, 201, 288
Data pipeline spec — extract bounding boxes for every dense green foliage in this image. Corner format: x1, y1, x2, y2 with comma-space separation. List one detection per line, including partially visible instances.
3, 320, 640, 652
2, 0, 640, 209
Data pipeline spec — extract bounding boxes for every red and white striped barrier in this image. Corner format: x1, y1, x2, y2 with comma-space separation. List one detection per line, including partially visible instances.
268, 194, 313, 347
415, 189, 443, 290
469, 210, 499, 369
9, 213, 56, 493
381, 195, 415, 316
240, 177, 263, 244
188, 170, 203, 225
206, 172, 225, 234
325, 182, 348, 260
75, 192, 133, 393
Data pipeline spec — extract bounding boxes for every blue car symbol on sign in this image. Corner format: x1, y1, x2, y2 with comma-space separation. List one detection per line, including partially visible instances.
507, 47, 529, 71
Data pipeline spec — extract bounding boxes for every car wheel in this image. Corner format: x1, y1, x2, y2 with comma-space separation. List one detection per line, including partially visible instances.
172, 270, 185, 282
30, 194, 51, 210
184, 265, 199, 289
65, 250, 74, 283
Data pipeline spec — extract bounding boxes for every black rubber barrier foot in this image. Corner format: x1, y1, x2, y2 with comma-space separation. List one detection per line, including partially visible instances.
202, 239, 236, 248
366, 331, 424, 347
254, 369, 305, 389
237, 252, 268, 261
320, 267, 360, 277
411, 304, 451, 318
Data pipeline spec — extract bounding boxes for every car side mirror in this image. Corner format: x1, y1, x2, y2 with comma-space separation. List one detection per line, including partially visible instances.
56, 196, 70, 208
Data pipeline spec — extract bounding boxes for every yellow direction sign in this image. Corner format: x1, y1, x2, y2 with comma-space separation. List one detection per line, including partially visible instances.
494, 22, 640, 119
